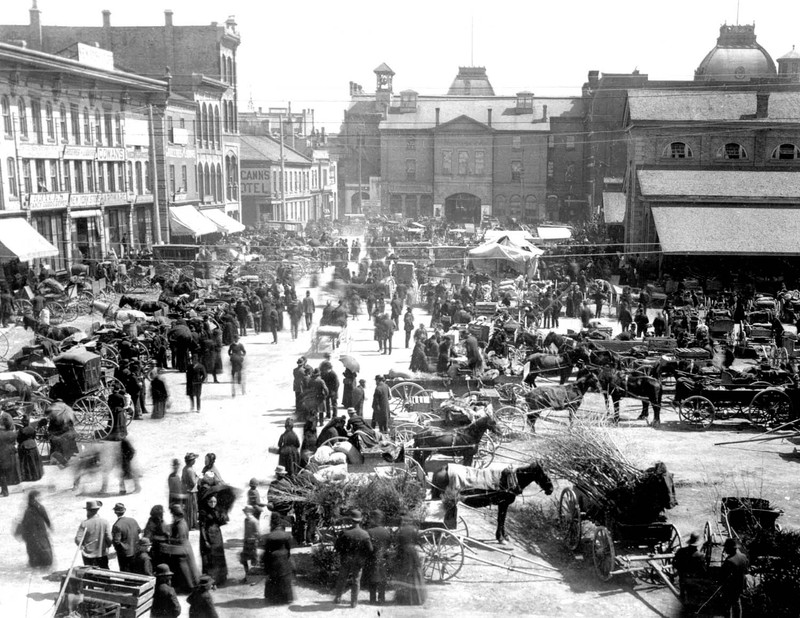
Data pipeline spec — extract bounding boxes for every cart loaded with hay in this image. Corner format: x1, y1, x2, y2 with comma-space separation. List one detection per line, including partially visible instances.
547, 424, 682, 587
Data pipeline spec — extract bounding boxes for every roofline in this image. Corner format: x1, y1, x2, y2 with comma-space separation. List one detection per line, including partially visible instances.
238, 134, 312, 164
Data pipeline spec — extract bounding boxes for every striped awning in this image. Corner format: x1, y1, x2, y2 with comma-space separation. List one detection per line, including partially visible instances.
202, 208, 245, 234
169, 205, 217, 237
0, 218, 59, 261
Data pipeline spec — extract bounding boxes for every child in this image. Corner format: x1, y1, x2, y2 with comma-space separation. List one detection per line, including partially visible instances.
240, 505, 260, 583
247, 477, 267, 520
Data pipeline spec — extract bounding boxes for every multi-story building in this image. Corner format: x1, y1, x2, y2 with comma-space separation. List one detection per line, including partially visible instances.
238, 134, 313, 227
339, 64, 586, 225
0, 40, 167, 268
0, 5, 243, 236
310, 149, 338, 220
239, 106, 316, 143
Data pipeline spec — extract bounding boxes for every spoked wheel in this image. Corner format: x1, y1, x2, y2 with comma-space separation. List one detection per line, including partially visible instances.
495, 405, 529, 438
418, 527, 465, 582
388, 381, 426, 415
73, 395, 113, 441
702, 520, 716, 568
62, 302, 79, 323
748, 389, 793, 427
678, 395, 715, 430
45, 301, 65, 325
16, 299, 34, 318
472, 433, 497, 468
592, 526, 616, 582
641, 524, 681, 584
134, 341, 151, 363
392, 425, 418, 445
558, 488, 582, 551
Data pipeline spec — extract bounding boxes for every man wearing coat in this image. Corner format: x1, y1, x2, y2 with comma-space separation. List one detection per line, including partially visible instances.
333, 510, 373, 608
351, 379, 366, 417
321, 365, 340, 420
371, 375, 390, 433
112, 502, 142, 572
76, 500, 113, 568
293, 358, 308, 414
366, 509, 391, 605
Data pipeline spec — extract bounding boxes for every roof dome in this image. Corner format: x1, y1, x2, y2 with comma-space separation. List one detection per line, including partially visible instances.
447, 67, 495, 96
695, 24, 776, 82
779, 46, 800, 61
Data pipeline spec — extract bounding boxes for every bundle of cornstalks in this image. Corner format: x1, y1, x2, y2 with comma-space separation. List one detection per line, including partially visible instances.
538, 420, 643, 514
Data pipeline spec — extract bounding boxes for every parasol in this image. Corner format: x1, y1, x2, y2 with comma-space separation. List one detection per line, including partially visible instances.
200, 483, 241, 516
338, 354, 360, 373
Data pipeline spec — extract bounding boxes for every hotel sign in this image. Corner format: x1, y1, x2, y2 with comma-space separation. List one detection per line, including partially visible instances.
240, 168, 271, 196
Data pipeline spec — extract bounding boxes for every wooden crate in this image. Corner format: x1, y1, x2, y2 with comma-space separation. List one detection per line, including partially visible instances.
78, 569, 155, 618
647, 337, 677, 353
75, 599, 121, 617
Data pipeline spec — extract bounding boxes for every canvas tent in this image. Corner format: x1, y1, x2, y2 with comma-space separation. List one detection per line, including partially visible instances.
467, 235, 543, 277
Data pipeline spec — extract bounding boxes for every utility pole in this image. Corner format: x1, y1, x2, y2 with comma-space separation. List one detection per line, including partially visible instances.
357, 131, 363, 215
148, 104, 163, 244
279, 113, 286, 221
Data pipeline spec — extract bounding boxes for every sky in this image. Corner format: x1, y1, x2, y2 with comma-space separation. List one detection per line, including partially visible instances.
6, 0, 800, 131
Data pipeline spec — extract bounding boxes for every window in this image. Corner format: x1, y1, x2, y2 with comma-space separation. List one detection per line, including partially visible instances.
772, 143, 800, 160
169, 164, 176, 194
214, 107, 220, 148
1, 96, 10, 136
62, 160, 71, 192
179, 117, 185, 129
442, 150, 452, 174
94, 110, 102, 144
49, 160, 58, 192
86, 161, 95, 192
548, 135, 555, 149
547, 161, 554, 178
197, 165, 204, 197
457, 151, 469, 175
127, 162, 134, 192
104, 111, 113, 146
181, 165, 188, 192
475, 150, 485, 175
509, 195, 522, 215
665, 141, 692, 159
35, 160, 47, 191
718, 143, 747, 160
406, 138, 416, 151
107, 163, 116, 192
98, 162, 106, 192
22, 159, 32, 193
512, 136, 521, 151
115, 113, 122, 145
59, 104, 68, 142
511, 160, 522, 181
74, 161, 85, 193
565, 135, 576, 151
405, 159, 416, 180
495, 195, 506, 216
83, 108, 91, 143
31, 100, 43, 143
145, 161, 152, 193
117, 163, 124, 192
70, 104, 80, 144
135, 162, 143, 194
18, 98, 28, 138
6, 157, 18, 197
45, 102, 55, 140
167, 117, 174, 142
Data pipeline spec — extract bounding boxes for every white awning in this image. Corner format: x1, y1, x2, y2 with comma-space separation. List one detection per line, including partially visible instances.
169, 205, 217, 237
202, 208, 245, 234
69, 209, 102, 219
0, 218, 59, 261
535, 226, 572, 241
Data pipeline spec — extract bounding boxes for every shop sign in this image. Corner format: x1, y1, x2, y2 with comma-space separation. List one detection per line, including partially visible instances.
18, 144, 61, 159
70, 193, 99, 207
63, 146, 96, 160
29, 192, 69, 209
96, 148, 126, 161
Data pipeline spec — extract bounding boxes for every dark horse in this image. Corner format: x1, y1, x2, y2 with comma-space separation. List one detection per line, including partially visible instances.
119, 295, 167, 315
431, 462, 553, 543
22, 315, 82, 341
598, 367, 664, 426
412, 415, 499, 467
524, 346, 591, 387
524, 367, 601, 429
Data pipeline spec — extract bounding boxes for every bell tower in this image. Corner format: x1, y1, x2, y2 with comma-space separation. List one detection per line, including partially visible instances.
374, 63, 394, 105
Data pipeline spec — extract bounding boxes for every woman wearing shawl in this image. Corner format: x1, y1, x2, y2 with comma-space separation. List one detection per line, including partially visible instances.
15, 490, 52, 567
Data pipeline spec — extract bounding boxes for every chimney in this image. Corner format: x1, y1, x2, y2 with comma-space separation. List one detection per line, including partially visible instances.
588, 70, 600, 89
542, 104, 548, 121
756, 92, 770, 119
487, 108, 492, 127
435, 108, 440, 126
102, 10, 111, 27
258, 106, 262, 114
164, 9, 173, 27
29, 0, 42, 50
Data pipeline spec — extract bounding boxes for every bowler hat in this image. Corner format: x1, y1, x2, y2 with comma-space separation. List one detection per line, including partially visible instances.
688, 531, 701, 545
85, 500, 103, 510
349, 509, 363, 523
198, 575, 215, 588
297, 358, 304, 364
113, 503, 126, 513
375, 374, 384, 382
275, 465, 288, 476
155, 564, 173, 577
169, 504, 184, 516
358, 379, 366, 385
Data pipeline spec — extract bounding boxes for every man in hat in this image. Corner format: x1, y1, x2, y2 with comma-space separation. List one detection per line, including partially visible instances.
267, 466, 294, 522
186, 355, 207, 413
151, 564, 181, 618
302, 290, 315, 330
721, 538, 749, 618
131, 537, 154, 577
187, 575, 219, 617
112, 502, 142, 572
371, 375, 391, 434
673, 531, 706, 610
333, 509, 373, 608
293, 357, 307, 414
366, 509, 391, 605
351, 379, 366, 417
181, 453, 200, 530
75, 500, 113, 568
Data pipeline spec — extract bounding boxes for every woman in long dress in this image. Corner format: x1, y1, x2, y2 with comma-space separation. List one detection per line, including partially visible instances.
16, 415, 43, 482
0, 414, 19, 494
15, 490, 52, 567
142, 504, 170, 566
277, 418, 301, 477
262, 513, 294, 605
167, 504, 198, 594
393, 518, 427, 605
199, 494, 228, 586
181, 454, 199, 530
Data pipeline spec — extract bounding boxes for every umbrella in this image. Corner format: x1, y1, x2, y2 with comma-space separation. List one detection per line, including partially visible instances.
200, 483, 241, 516
339, 354, 360, 373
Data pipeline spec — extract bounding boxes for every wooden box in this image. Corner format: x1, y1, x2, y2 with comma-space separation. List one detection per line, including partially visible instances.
78, 569, 155, 618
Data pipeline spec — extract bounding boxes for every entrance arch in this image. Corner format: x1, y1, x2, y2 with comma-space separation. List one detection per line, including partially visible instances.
444, 193, 481, 224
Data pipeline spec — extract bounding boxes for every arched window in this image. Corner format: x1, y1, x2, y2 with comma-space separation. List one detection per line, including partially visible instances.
222, 103, 228, 133
216, 164, 223, 202
717, 143, 747, 160
771, 143, 800, 160
94, 109, 102, 144
664, 142, 692, 159
197, 164, 204, 198
195, 106, 202, 145
1, 96, 11, 136
204, 163, 211, 198
524, 196, 537, 221
229, 155, 238, 199
495, 196, 506, 217
45, 102, 55, 140
18, 98, 28, 137
201, 103, 208, 148
59, 103, 68, 141
228, 57, 234, 85
214, 106, 220, 148
221, 56, 227, 83
509, 195, 522, 216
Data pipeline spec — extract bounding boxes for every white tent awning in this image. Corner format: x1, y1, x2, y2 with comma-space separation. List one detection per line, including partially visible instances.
202, 208, 245, 234
0, 218, 59, 261
169, 205, 217, 237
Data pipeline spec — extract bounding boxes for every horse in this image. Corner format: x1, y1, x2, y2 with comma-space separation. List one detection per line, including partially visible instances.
524, 346, 591, 387
119, 295, 166, 315
514, 329, 543, 351
524, 367, 601, 428
21, 315, 81, 341
430, 462, 553, 544
411, 415, 499, 468
542, 331, 574, 352
598, 367, 664, 426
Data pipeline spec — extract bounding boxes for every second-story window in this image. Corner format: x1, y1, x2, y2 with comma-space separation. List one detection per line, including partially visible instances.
62, 160, 71, 192
475, 150, 485, 175
406, 159, 416, 181
94, 110, 102, 145
45, 102, 55, 140
31, 100, 43, 143
115, 113, 122, 145
406, 138, 416, 151
59, 104, 68, 142
442, 150, 452, 175
83, 108, 91, 143
22, 159, 32, 193
1, 96, 11, 137
70, 104, 80, 144
458, 151, 469, 175
104, 111, 113, 146
511, 160, 522, 181
565, 135, 576, 151
18, 98, 28, 138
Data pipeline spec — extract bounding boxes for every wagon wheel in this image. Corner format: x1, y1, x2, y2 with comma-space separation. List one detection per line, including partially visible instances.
393, 425, 418, 445
16, 299, 34, 318
641, 524, 682, 584
73, 395, 113, 441
592, 526, 616, 582
558, 488, 582, 551
62, 301, 79, 323
678, 395, 715, 430
495, 404, 529, 438
388, 382, 426, 415
134, 341, 151, 363
472, 433, 497, 468
418, 527, 465, 582
702, 520, 716, 568
45, 301, 66, 325
748, 389, 792, 427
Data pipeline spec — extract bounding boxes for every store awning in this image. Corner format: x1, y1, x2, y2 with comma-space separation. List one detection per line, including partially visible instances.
602, 192, 626, 224
0, 218, 59, 261
169, 205, 217, 237
535, 226, 572, 241
651, 205, 800, 255
69, 209, 102, 219
202, 208, 245, 234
